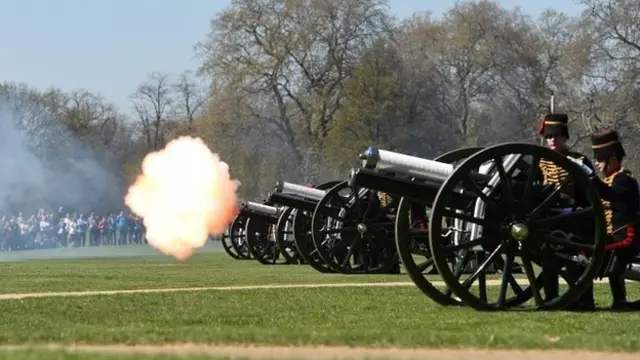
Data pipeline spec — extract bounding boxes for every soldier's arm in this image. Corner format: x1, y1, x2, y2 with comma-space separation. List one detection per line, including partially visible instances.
604, 175, 639, 250
533, 161, 544, 183
581, 156, 595, 172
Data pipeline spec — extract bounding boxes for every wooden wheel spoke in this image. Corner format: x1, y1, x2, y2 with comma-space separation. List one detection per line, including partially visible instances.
530, 207, 594, 229
442, 209, 489, 227
461, 244, 504, 289
497, 252, 515, 308
443, 235, 490, 254
493, 156, 515, 214
521, 255, 543, 306
462, 178, 500, 211
517, 155, 539, 217
417, 257, 435, 272
507, 273, 524, 295
321, 227, 357, 235
444, 249, 474, 296
542, 233, 596, 251
527, 175, 573, 220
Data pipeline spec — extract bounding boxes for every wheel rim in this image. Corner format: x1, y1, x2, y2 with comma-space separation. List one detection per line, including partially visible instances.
429, 143, 606, 311
285, 181, 342, 273
395, 147, 484, 305
275, 207, 299, 264
311, 181, 397, 274
221, 226, 242, 259
292, 209, 336, 273
230, 215, 252, 260
245, 215, 285, 265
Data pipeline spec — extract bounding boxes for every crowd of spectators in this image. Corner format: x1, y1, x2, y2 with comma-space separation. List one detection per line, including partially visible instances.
1, 207, 145, 251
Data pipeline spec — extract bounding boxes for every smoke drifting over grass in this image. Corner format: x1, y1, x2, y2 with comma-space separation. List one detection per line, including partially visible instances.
0, 97, 125, 214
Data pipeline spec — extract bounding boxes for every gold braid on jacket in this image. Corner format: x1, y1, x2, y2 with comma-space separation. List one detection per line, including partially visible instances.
602, 169, 626, 234
377, 191, 395, 208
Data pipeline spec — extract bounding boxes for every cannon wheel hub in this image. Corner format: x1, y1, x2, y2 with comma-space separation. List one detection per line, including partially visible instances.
356, 223, 368, 234
509, 222, 529, 242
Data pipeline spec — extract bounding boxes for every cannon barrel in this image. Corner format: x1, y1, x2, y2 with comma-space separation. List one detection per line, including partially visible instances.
349, 168, 477, 208
349, 168, 440, 201
360, 147, 454, 182
274, 181, 327, 201
268, 192, 319, 212
240, 201, 280, 218
269, 192, 342, 218
360, 146, 492, 183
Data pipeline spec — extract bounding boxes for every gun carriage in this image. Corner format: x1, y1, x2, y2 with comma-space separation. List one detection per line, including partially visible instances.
239, 200, 288, 265
220, 137, 640, 310
265, 180, 343, 272
310, 148, 482, 275
317, 143, 608, 310
222, 180, 342, 267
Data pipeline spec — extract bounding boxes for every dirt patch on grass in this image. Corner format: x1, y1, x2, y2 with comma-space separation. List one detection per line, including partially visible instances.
1, 344, 638, 360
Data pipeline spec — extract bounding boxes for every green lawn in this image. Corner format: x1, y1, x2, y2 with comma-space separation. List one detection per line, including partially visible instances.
0, 249, 407, 294
1, 244, 640, 359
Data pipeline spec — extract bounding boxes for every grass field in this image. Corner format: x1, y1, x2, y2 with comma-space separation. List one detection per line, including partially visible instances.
1, 242, 640, 359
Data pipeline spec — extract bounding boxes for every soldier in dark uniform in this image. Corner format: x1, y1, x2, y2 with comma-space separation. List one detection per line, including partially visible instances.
536, 113, 596, 309
570, 130, 640, 310
373, 190, 401, 274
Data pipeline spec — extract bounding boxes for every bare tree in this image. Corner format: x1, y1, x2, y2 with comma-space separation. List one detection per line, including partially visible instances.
173, 70, 208, 134
130, 72, 173, 150
196, 0, 392, 180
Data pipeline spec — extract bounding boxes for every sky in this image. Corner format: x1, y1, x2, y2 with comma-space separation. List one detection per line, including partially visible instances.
0, 0, 587, 113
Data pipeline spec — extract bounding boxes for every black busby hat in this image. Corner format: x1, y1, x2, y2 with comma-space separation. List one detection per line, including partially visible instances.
591, 130, 626, 160
538, 113, 569, 138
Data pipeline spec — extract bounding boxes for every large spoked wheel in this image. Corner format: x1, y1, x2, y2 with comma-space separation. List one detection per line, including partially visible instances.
312, 181, 397, 274
245, 213, 285, 265
429, 143, 606, 311
395, 147, 485, 305
229, 214, 252, 260
275, 206, 300, 264
221, 225, 242, 259
290, 181, 342, 273
292, 209, 335, 272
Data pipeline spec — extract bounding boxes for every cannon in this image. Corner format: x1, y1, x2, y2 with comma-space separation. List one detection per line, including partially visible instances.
222, 207, 259, 260
343, 143, 607, 310
266, 180, 342, 272
309, 148, 483, 275
239, 200, 288, 265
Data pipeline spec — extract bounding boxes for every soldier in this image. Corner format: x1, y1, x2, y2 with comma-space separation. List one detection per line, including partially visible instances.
570, 130, 640, 310
372, 190, 401, 274
537, 113, 596, 309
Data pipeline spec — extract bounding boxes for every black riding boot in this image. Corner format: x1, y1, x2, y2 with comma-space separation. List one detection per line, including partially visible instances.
562, 263, 595, 311
566, 282, 595, 311
609, 275, 630, 310
388, 253, 401, 274
542, 269, 559, 302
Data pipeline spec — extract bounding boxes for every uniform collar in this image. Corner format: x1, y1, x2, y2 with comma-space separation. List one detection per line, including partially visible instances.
605, 166, 623, 178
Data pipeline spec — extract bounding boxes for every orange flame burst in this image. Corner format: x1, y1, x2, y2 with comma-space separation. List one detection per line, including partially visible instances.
124, 136, 240, 261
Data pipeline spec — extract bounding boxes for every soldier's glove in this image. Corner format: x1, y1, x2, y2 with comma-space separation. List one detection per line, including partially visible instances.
574, 254, 590, 266
567, 157, 594, 176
